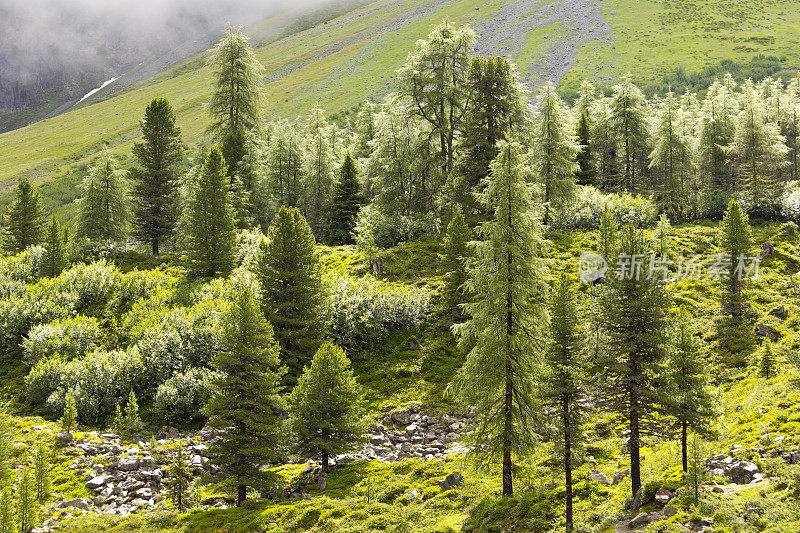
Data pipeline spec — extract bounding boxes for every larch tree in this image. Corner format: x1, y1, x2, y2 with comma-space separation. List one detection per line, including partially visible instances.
730, 80, 789, 213
16, 469, 36, 533
266, 122, 305, 211
448, 140, 549, 497
718, 199, 754, 360
40, 215, 67, 278
698, 79, 737, 213
574, 79, 596, 186
167, 447, 191, 511
531, 81, 579, 220
440, 212, 473, 321
303, 108, 336, 238
667, 312, 715, 473
589, 97, 618, 191
0, 487, 12, 533
77, 151, 128, 242
32, 442, 50, 503
207, 26, 265, 174
543, 276, 587, 532
610, 75, 650, 192
204, 289, 285, 507
326, 152, 364, 245
760, 340, 777, 378
398, 18, 475, 177
257, 206, 326, 381
3, 176, 44, 254
649, 91, 693, 220
183, 146, 237, 278
236, 127, 269, 229
288, 343, 367, 473
598, 225, 670, 501
130, 97, 183, 256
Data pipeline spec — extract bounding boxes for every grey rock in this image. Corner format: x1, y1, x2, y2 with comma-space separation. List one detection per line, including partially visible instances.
61, 498, 91, 511
56, 431, 74, 444
587, 469, 611, 486
612, 469, 630, 485
628, 512, 651, 528
390, 411, 410, 426
729, 461, 759, 484
663, 505, 678, 517
438, 471, 463, 491
86, 474, 113, 490
404, 489, 418, 501
117, 456, 139, 471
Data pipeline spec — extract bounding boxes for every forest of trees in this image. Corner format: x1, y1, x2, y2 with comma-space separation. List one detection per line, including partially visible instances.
1, 19, 795, 527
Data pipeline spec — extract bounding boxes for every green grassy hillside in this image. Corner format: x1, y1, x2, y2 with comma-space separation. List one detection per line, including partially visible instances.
2, 0, 800, 196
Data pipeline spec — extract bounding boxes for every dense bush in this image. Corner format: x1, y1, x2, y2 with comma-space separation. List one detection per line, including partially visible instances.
22, 315, 101, 366
153, 367, 219, 424
108, 268, 178, 315
354, 205, 439, 249
549, 186, 658, 230
781, 182, 800, 223
0, 286, 78, 355
0, 246, 43, 284
51, 260, 121, 312
324, 274, 430, 351
27, 348, 146, 424
235, 229, 267, 271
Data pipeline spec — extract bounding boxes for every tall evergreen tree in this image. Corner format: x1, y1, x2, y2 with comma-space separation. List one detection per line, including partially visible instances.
598, 225, 671, 500
167, 447, 191, 511
610, 76, 650, 192
266, 123, 305, 210
130, 97, 183, 256
597, 206, 618, 264
574, 79, 596, 186
288, 343, 367, 472
440, 212, 473, 321
77, 151, 128, 242
698, 79, 737, 214
258, 206, 326, 380
589, 97, 618, 191
303, 108, 336, 238
236, 127, 269, 229
32, 443, 50, 504
40, 215, 66, 278
543, 276, 586, 532
183, 147, 237, 277
204, 289, 285, 506
398, 19, 475, 177
3, 177, 44, 254
448, 140, 549, 497
15, 470, 35, 533
0, 487, 12, 533
327, 152, 364, 245
649, 91, 693, 220
531, 81, 579, 219
718, 200, 754, 359
667, 313, 715, 473
760, 339, 777, 378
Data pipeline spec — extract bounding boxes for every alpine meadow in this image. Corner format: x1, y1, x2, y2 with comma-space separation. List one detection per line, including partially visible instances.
5, 0, 800, 532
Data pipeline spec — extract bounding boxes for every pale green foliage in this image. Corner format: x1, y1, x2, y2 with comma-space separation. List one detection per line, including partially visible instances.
531, 81, 578, 211
653, 214, 672, 258
154, 368, 220, 424
167, 447, 192, 511
610, 75, 650, 192
123, 390, 143, 435
40, 216, 67, 279
289, 343, 367, 470
207, 26, 264, 136
32, 443, 50, 503
303, 108, 336, 237
266, 121, 305, 210
549, 185, 657, 230
22, 316, 101, 366
352, 205, 438, 249
61, 390, 77, 431
76, 150, 129, 242
597, 206, 618, 263
649, 91, 695, 219
323, 273, 430, 351
0, 486, 13, 533
15, 470, 36, 533
449, 140, 549, 495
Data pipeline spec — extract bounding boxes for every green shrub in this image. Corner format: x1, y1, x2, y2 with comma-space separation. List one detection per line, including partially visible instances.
549, 186, 658, 230
22, 315, 101, 366
154, 368, 219, 424
354, 205, 439, 249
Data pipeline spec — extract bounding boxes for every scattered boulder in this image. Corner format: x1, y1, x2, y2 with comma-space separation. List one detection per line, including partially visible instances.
404, 489, 418, 501
86, 475, 113, 490
587, 469, 611, 486
612, 469, 630, 485
628, 512, 652, 528
60, 498, 91, 511
438, 472, 463, 491
662, 505, 678, 518
729, 461, 760, 484
755, 323, 780, 340
770, 305, 787, 318
759, 242, 775, 259
56, 431, 74, 444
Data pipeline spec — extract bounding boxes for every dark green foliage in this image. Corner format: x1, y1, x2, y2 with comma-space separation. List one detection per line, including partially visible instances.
32, 443, 50, 503
204, 289, 285, 506
597, 225, 671, 499
760, 340, 776, 378
440, 212, 472, 321
667, 313, 715, 472
258, 206, 326, 381
40, 215, 66, 278
575, 108, 594, 186
326, 153, 364, 245
288, 343, 367, 472
130, 97, 183, 256
543, 276, 586, 532
76, 152, 128, 242
221, 130, 246, 179
167, 447, 191, 511
183, 146, 237, 277
3, 177, 44, 254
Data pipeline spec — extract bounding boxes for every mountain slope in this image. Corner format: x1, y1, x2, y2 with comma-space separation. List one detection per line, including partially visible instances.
1, 0, 799, 192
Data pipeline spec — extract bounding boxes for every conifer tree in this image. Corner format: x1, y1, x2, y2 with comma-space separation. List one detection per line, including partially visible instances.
653, 214, 672, 258
531, 81, 579, 219
610, 75, 650, 192
61, 390, 77, 432
649, 91, 693, 219
598, 225, 671, 500
289, 343, 367, 472
0, 487, 12, 533
441, 212, 473, 321
40, 215, 66, 279
236, 127, 269, 229
668, 314, 715, 472
32, 443, 50, 504
207, 26, 264, 173
718, 200, 754, 360
258, 206, 326, 380
123, 390, 143, 436
589, 97, 618, 191
130, 97, 183, 256
167, 447, 191, 511
597, 206, 618, 264
574, 79, 596, 186
266, 123, 304, 210
353, 101, 378, 163
3, 177, 44, 254
398, 19, 475, 177
327, 152, 364, 245
183, 147, 237, 278
730, 81, 789, 213
15, 470, 35, 533
113, 402, 124, 437
448, 140, 549, 497
543, 276, 586, 532
760, 340, 777, 378
204, 289, 285, 506
698, 79, 737, 214
303, 108, 336, 237
77, 151, 128, 242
